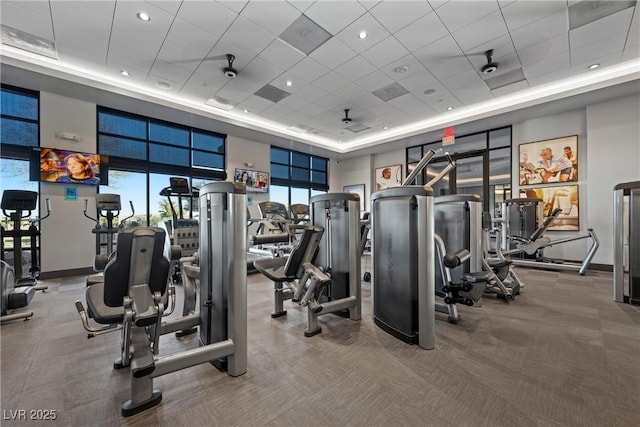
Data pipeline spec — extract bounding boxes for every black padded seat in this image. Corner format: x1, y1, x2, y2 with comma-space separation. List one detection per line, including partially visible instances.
7, 286, 36, 310
250, 233, 290, 246
252, 257, 290, 282
254, 226, 321, 282
86, 282, 123, 324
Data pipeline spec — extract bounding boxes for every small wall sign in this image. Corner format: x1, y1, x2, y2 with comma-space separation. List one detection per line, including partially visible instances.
64, 186, 77, 200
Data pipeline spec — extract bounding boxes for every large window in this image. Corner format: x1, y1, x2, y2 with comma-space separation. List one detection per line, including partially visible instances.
406, 126, 511, 215
270, 147, 328, 209
97, 107, 226, 226
0, 86, 40, 264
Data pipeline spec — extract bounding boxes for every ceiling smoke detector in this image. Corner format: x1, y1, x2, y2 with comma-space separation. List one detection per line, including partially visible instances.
223, 54, 238, 78
342, 109, 352, 125
481, 49, 498, 75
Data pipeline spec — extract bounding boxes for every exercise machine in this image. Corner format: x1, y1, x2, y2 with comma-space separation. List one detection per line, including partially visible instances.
1, 259, 35, 323
435, 195, 521, 300
499, 198, 599, 275
614, 181, 640, 305
77, 182, 247, 416
1, 190, 50, 291
83, 193, 134, 257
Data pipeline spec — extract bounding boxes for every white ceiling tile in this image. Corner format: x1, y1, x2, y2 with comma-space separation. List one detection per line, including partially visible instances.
522, 52, 571, 80
450, 10, 509, 52
569, 7, 635, 50
441, 69, 483, 91
334, 12, 390, 54
332, 83, 369, 102
53, 22, 109, 60
112, 1, 175, 39
146, 0, 182, 15
58, 51, 106, 74
217, 75, 267, 102
491, 79, 530, 97
570, 34, 627, 65
221, 16, 273, 57
145, 73, 181, 93
239, 94, 275, 113
240, 56, 284, 84
277, 93, 311, 110
50, 1, 113, 35
434, 0, 500, 33
369, 1, 432, 33
300, 102, 328, 117
110, 25, 165, 58
360, 35, 409, 68
526, 68, 571, 87
217, 1, 249, 14
394, 11, 449, 52
157, 18, 218, 64
352, 93, 386, 110
414, 35, 464, 69
501, 1, 567, 32
0, 3, 54, 40
175, 1, 236, 39
288, 57, 331, 82
294, 84, 327, 102
287, 1, 315, 13
387, 93, 428, 115
313, 71, 351, 92
179, 71, 228, 100
428, 56, 474, 80
334, 55, 378, 81
309, 37, 357, 69
149, 59, 194, 86
305, 1, 367, 35
1, 0, 52, 16
397, 69, 439, 92
451, 82, 493, 105
355, 70, 394, 92
510, 10, 569, 50
241, 1, 301, 37
570, 51, 625, 76
380, 54, 428, 81
258, 38, 306, 70
519, 34, 569, 66
107, 41, 156, 71
200, 39, 256, 72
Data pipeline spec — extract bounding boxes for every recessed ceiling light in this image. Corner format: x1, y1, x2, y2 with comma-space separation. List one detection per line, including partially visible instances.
447, 106, 454, 111
120, 70, 130, 76
588, 63, 600, 69
136, 12, 151, 21
243, 109, 249, 113
286, 80, 293, 87
423, 89, 436, 96
358, 31, 368, 39
155, 81, 171, 89
393, 65, 409, 74
383, 126, 389, 130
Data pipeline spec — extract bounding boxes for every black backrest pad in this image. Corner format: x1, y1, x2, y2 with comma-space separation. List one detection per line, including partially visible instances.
283, 226, 324, 278
103, 227, 169, 307
530, 208, 563, 241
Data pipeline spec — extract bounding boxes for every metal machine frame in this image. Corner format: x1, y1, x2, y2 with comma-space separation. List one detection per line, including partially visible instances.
614, 181, 640, 305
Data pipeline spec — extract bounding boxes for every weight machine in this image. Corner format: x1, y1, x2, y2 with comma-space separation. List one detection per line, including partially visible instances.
613, 181, 640, 305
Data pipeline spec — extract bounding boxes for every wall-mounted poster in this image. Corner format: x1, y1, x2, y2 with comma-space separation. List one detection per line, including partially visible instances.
343, 184, 365, 211
375, 164, 402, 191
519, 185, 579, 231
519, 135, 578, 186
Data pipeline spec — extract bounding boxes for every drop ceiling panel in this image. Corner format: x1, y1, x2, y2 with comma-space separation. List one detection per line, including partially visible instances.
2, 0, 53, 16
313, 92, 346, 110
240, 1, 301, 37
414, 35, 465, 69
334, 55, 378, 81
53, 23, 109, 61
369, 1, 432, 33
309, 37, 357, 69
175, 1, 236, 39
287, 57, 331, 83
519, 34, 569, 66
107, 42, 157, 72
305, 1, 367, 35
354, 70, 394, 92
501, 0, 567, 32
510, 10, 569, 50
442, 69, 484, 91
179, 72, 227, 100
452, 83, 494, 105
258, 39, 306, 71
149, 59, 193, 87
522, 52, 571, 80
217, 1, 248, 14
360, 35, 409, 68
427, 56, 475, 81
0, 3, 53, 40
147, 0, 182, 15
393, 12, 449, 52
451, 10, 509, 52
294, 84, 327, 103
240, 56, 285, 85
434, 0, 499, 33
287, 1, 314, 13
240, 95, 276, 114
334, 12, 389, 54
112, 1, 175, 39
570, 35, 627, 65
110, 23, 165, 55
220, 16, 273, 58
397, 69, 439, 92
569, 8, 635, 50
50, 1, 113, 36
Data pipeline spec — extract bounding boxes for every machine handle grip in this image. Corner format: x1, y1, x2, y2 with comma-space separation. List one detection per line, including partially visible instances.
83, 199, 98, 223
443, 249, 470, 268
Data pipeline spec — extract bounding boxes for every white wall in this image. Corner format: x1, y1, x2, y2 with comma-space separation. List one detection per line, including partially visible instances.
332, 156, 372, 211
586, 95, 640, 264
511, 109, 588, 261
39, 93, 98, 272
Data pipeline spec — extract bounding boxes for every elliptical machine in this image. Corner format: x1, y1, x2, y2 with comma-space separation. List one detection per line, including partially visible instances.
84, 194, 135, 256
1, 190, 51, 322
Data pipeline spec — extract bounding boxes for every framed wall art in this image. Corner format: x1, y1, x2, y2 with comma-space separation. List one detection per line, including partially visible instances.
519, 185, 579, 231
374, 164, 402, 191
343, 184, 366, 211
519, 135, 578, 186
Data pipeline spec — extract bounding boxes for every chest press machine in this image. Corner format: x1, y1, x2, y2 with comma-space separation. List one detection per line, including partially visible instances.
75, 182, 247, 417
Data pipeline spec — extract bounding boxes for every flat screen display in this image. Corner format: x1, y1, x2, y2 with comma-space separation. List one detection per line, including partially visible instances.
30, 147, 108, 185
234, 168, 269, 193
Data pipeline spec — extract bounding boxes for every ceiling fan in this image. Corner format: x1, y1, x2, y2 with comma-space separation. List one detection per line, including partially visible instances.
481, 49, 498, 74
342, 109, 353, 125
223, 54, 238, 78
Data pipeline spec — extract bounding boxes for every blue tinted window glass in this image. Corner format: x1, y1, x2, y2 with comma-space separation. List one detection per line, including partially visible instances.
291, 152, 309, 168
150, 122, 189, 147
193, 151, 224, 169
311, 156, 326, 172
1, 91, 37, 120
99, 135, 146, 159
291, 166, 309, 181
271, 148, 289, 164
0, 119, 38, 146
149, 143, 189, 166
193, 132, 224, 153
98, 112, 147, 139
311, 170, 326, 184
271, 164, 289, 179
